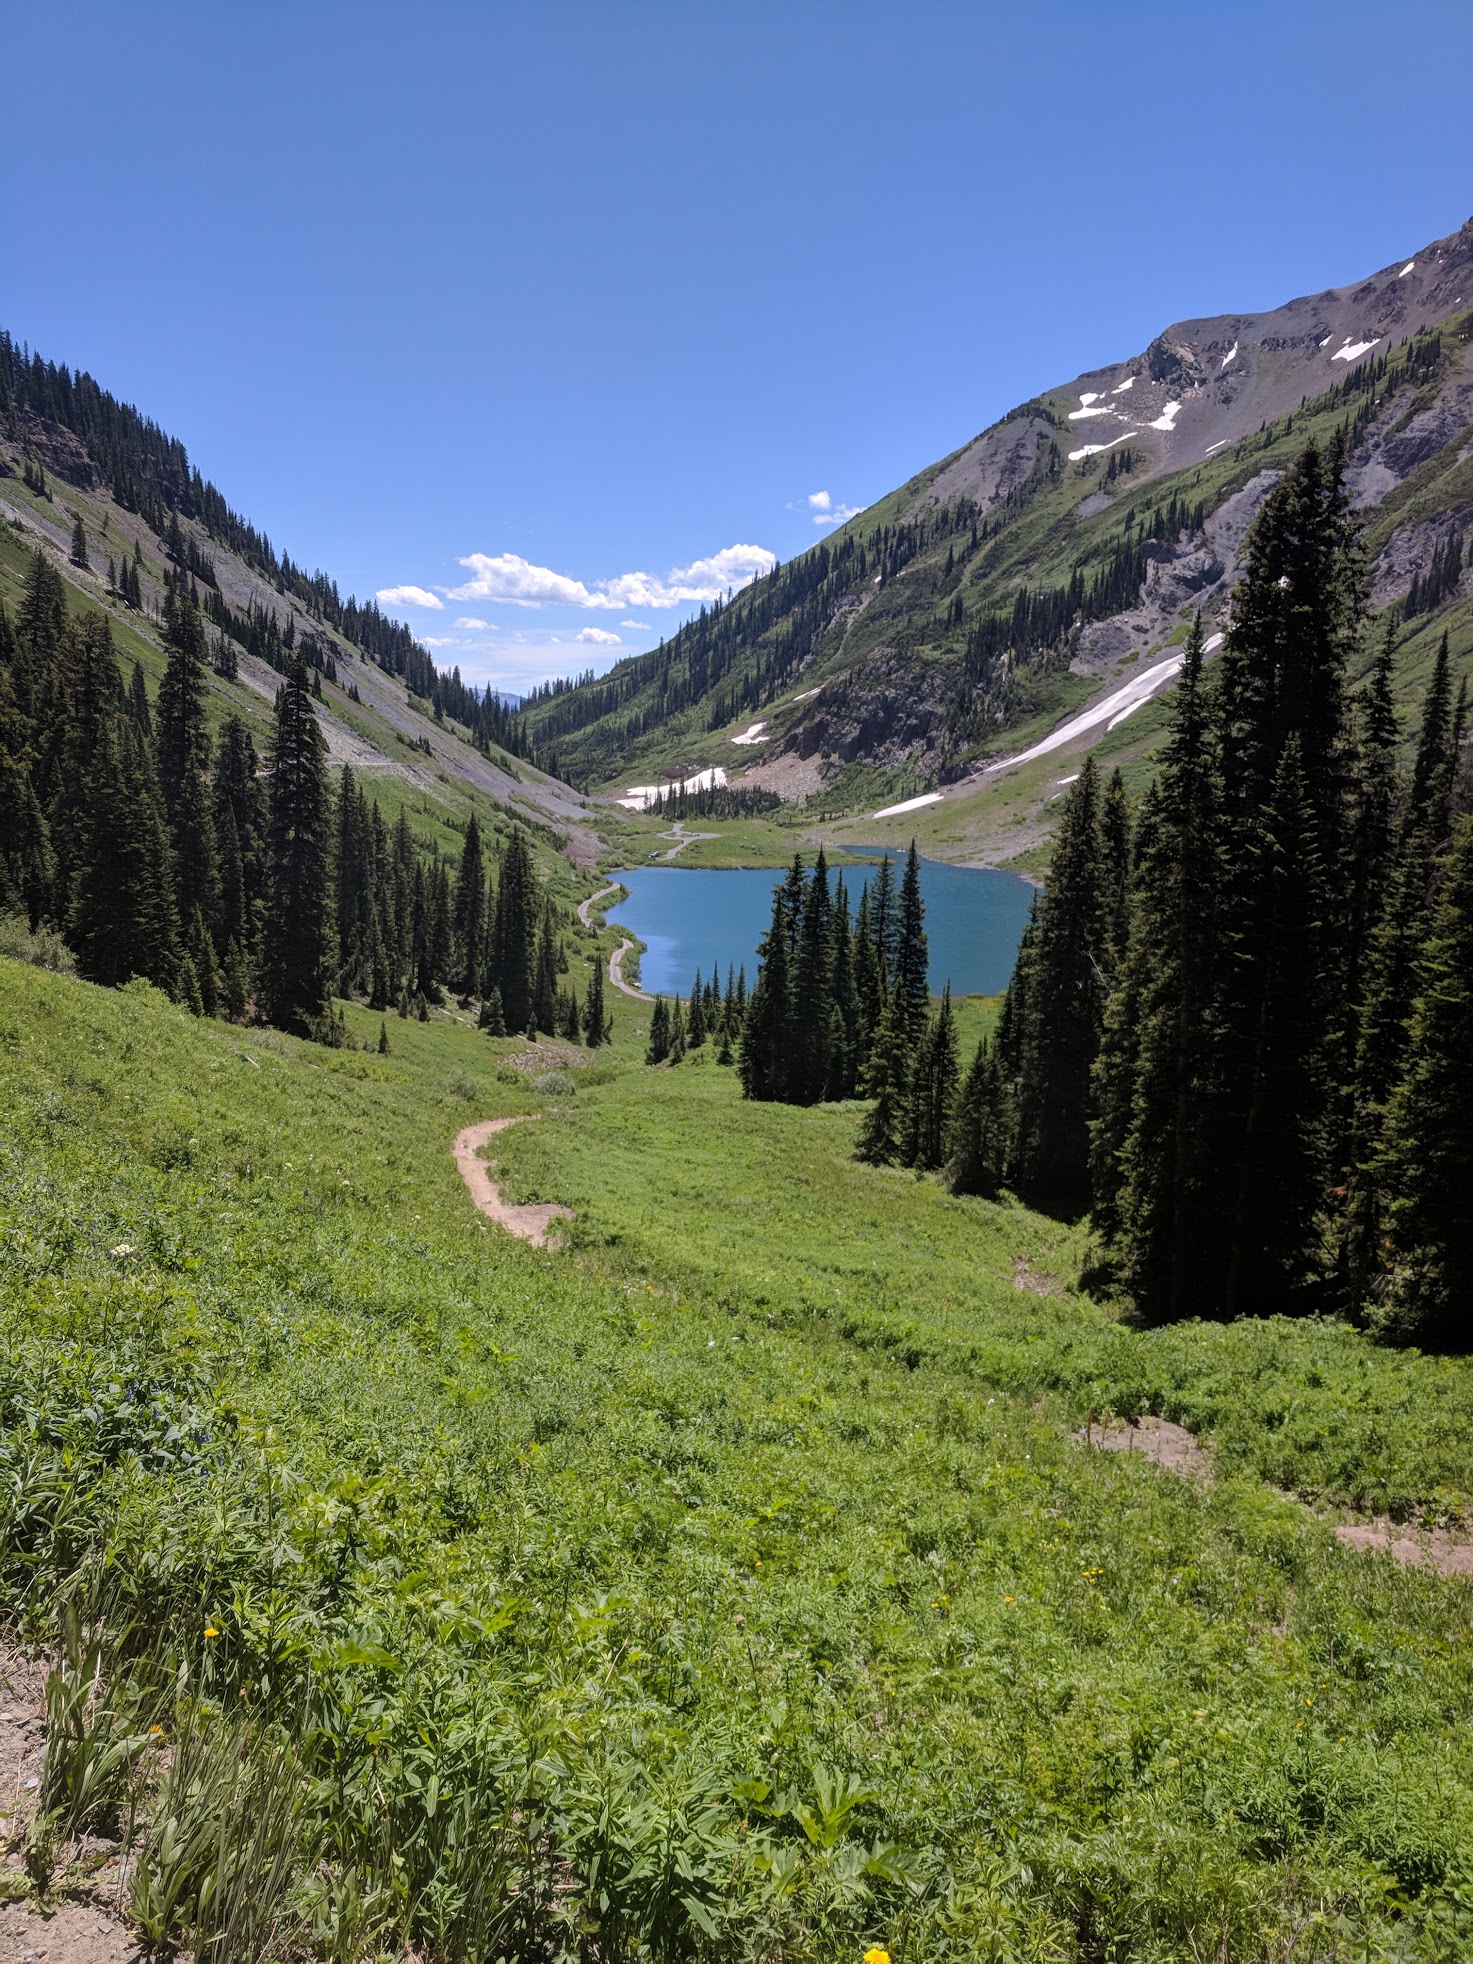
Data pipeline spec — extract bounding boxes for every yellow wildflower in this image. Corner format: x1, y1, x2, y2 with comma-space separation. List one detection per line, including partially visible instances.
865, 1950, 892, 1964
204, 1625, 219, 1639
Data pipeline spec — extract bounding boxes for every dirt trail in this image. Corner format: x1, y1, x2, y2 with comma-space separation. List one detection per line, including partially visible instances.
608, 942, 653, 1002
454, 1117, 570, 1248
1073, 1416, 1473, 1578
577, 881, 622, 927
655, 822, 719, 862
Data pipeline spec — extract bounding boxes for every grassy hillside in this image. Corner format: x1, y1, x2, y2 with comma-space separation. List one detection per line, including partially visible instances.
4, 954, 1473, 1958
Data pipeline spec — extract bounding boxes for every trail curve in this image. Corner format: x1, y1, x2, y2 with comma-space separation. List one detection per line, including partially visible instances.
454, 1116, 570, 1247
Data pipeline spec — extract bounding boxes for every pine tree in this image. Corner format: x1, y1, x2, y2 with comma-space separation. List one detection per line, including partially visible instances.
1098, 623, 1228, 1313
1099, 767, 1133, 969
1373, 813, 1473, 1347
669, 994, 687, 1062
480, 988, 506, 1036
894, 842, 930, 1041
646, 996, 671, 1064
1011, 758, 1106, 1213
904, 986, 959, 1169
155, 589, 217, 934
69, 513, 89, 570
378, 1019, 391, 1054
258, 655, 333, 1035
114, 657, 146, 745
791, 851, 834, 1101
948, 1039, 1010, 1198
453, 814, 487, 998
531, 902, 558, 1033
738, 876, 794, 1101
856, 988, 909, 1164
583, 951, 609, 1045
491, 828, 537, 1032
687, 969, 707, 1047
68, 719, 181, 993
188, 903, 221, 1017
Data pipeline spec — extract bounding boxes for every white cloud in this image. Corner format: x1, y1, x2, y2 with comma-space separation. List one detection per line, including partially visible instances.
454, 616, 492, 630
576, 626, 622, 646
375, 584, 443, 610
422, 635, 455, 647
808, 490, 832, 512
620, 618, 652, 630
447, 542, 776, 611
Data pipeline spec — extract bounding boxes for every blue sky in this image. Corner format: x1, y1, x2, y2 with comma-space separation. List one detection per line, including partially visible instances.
9, 2, 1472, 694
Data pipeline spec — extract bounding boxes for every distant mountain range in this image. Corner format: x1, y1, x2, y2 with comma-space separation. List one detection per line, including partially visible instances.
521, 217, 1473, 810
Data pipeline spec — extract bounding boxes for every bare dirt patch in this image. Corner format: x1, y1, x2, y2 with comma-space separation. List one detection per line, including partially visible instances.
1011, 1256, 1059, 1296
500, 1037, 592, 1076
1333, 1519, 1473, 1579
454, 1117, 571, 1248
0, 1647, 141, 1963
0, 1901, 142, 1964
1075, 1415, 1213, 1482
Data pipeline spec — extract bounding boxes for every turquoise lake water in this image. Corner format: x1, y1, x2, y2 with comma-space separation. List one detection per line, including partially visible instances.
605, 851, 1034, 998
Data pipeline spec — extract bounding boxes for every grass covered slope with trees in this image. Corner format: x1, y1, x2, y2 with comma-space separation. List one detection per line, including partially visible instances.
2, 958, 1473, 1959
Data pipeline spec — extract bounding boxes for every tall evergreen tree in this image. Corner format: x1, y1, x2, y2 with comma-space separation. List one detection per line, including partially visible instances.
1096, 623, 1227, 1314
452, 814, 487, 998
583, 949, 609, 1045
894, 842, 930, 1041
490, 827, 537, 1032
904, 986, 959, 1169
948, 1038, 1010, 1199
1373, 813, 1473, 1348
68, 718, 181, 994
646, 996, 671, 1064
69, 513, 89, 570
258, 655, 333, 1035
856, 988, 909, 1164
155, 590, 217, 934
1011, 758, 1106, 1213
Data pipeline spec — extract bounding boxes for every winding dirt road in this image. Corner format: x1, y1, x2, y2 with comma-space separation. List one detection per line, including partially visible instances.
577, 881, 623, 927
454, 1117, 571, 1247
608, 941, 653, 1001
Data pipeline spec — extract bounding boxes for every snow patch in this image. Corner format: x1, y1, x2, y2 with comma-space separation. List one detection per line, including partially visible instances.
1203, 631, 1224, 653
618, 766, 728, 811
1068, 405, 1115, 421
872, 791, 944, 820
1078, 391, 1101, 406
1056, 773, 1080, 785
1319, 334, 1333, 348
1332, 337, 1380, 363
1067, 431, 1138, 462
730, 721, 769, 746
993, 653, 1186, 769
1399, 260, 1416, 278
787, 687, 822, 703
1204, 439, 1229, 456
1149, 400, 1182, 432
1111, 375, 1135, 394
1220, 342, 1238, 370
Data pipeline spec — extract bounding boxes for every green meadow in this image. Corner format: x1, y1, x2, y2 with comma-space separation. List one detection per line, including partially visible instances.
2, 954, 1473, 1959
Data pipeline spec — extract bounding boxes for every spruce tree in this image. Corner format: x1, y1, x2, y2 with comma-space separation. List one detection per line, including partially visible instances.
856, 989, 909, 1164
1011, 758, 1106, 1213
69, 513, 89, 570
531, 903, 558, 1033
258, 654, 333, 1035
791, 851, 834, 1102
948, 1039, 1010, 1198
68, 718, 181, 993
646, 996, 671, 1064
155, 590, 217, 934
904, 986, 959, 1169
1373, 813, 1473, 1347
687, 969, 707, 1047
894, 842, 930, 1040
1098, 624, 1228, 1314
453, 813, 487, 998
583, 951, 609, 1045
491, 827, 537, 1032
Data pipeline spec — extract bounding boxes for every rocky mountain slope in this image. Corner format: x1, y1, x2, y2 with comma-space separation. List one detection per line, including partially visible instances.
0, 358, 603, 867
522, 217, 1473, 819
